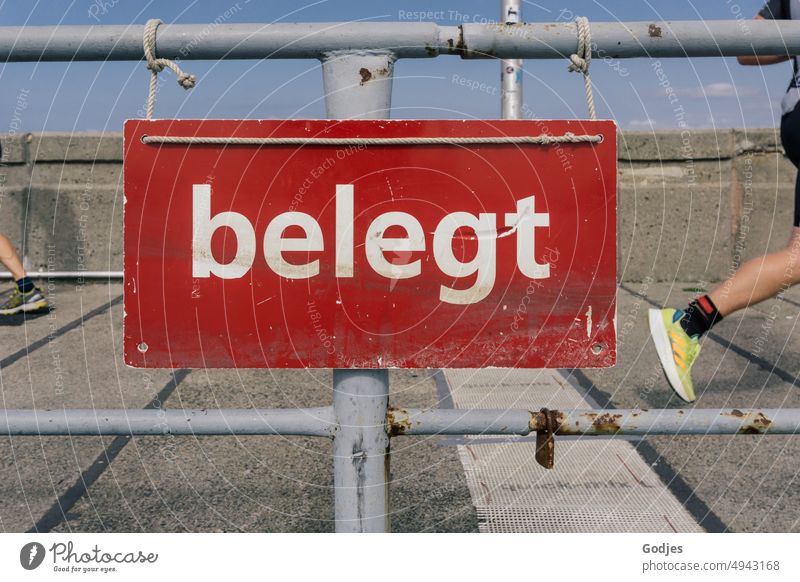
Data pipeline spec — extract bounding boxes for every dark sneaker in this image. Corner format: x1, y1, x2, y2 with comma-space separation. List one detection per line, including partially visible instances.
0, 287, 48, 315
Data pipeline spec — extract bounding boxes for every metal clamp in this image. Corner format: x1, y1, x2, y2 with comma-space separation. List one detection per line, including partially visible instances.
534, 408, 559, 469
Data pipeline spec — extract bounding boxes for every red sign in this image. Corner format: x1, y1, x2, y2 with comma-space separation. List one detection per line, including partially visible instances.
124, 119, 616, 368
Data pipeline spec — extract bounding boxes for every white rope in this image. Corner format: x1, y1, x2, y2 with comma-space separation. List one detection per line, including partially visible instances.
140, 133, 603, 146
567, 16, 597, 120
143, 19, 196, 119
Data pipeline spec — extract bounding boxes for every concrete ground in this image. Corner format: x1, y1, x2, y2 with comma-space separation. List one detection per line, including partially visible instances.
579, 281, 800, 533
1, 280, 799, 532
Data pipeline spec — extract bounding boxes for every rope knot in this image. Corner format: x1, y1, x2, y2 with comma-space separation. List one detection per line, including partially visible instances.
143, 18, 197, 119
146, 60, 165, 74
568, 16, 592, 73
567, 16, 596, 120
142, 19, 163, 71
567, 53, 587, 74
177, 72, 196, 89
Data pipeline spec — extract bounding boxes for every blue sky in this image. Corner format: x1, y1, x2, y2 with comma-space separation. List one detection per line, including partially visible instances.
0, 0, 791, 131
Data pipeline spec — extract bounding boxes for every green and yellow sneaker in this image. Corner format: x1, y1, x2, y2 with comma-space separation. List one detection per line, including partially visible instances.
648, 308, 701, 403
0, 287, 48, 315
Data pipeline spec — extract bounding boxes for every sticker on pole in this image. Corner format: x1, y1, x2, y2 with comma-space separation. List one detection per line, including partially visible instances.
124, 119, 616, 368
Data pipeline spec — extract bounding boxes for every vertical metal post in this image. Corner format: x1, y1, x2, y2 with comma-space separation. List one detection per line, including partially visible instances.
501, 0, 523, 119
332, 370, 390, 532
321, 52, 395, 120
322, 50, 394, 532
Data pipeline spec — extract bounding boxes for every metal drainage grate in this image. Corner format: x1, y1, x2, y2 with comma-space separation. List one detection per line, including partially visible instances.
445, 369, 703, 533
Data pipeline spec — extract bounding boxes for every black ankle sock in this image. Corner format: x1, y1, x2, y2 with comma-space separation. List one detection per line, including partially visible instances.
16, 276, 34, 293
679, 294, 722, 338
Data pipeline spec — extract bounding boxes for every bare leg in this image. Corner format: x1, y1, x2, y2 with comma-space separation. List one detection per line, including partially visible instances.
0, 232, 25, 281
709, 227, 800, 316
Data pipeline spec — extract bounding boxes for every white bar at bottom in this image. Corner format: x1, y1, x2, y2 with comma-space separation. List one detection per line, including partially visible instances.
0, 533, 797, 580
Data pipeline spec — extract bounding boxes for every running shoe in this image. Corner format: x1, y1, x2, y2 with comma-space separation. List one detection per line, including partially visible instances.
0, 287, 48, 315
648, 308, 700, 403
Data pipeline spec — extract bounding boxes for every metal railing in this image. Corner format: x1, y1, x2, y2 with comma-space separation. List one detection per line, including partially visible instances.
2, 19, 800, 61
3, 6, 800, 532
0, 271, 122, 279
3, 407, 794, 437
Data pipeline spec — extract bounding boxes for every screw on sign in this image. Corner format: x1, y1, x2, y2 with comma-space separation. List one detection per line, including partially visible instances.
123, 119, 616, 369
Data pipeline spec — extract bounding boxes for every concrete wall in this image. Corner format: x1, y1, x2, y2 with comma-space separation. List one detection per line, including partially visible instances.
0, 130, 795, 282
618, 128, 795, 283
0, 132, 123, 275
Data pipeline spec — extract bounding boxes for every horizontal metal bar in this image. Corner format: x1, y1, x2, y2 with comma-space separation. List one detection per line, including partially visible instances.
0, 271, 122, 279
0, 22, 451, 61
3, 407, 796, 437
0, 20, 797, 62
388, 408, 800, 436
460, 20, 800, 59
388, 407, 532, 435
0, 407, 336, 436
